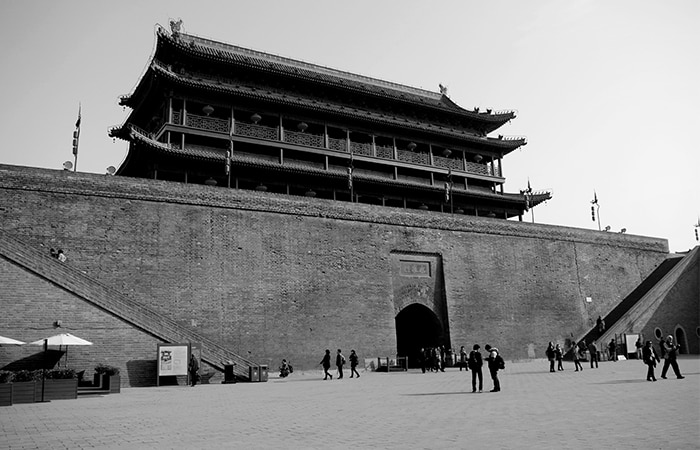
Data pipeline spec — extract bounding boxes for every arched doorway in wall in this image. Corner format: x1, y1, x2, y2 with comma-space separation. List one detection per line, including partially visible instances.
395, 303, 445, 368
675, 326, 688, 355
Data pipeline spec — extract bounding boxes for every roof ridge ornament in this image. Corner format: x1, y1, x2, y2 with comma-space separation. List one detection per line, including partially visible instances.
170, 19, 183, 39
439, 83, 448, 95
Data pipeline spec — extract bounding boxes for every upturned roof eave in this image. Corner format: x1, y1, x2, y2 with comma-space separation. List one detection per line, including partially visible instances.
144, 62, 525, 153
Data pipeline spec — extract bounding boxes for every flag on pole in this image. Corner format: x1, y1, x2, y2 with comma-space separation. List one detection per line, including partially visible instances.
348, 151, 354, 191
445, 169, 452, 203
225, 150, 231, 176
72, 105, 81, 156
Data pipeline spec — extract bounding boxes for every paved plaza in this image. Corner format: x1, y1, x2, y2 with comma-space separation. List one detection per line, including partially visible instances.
1, 356, 698, 449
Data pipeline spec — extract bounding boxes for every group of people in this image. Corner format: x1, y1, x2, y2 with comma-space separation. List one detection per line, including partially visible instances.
642, 335, 685, 382
544, 334, 685, 382
419, 346, 447, 373
319, 349, 360, 380
49, 248, 67, 262
546, 340, 598, 372
455, 344, 505, 392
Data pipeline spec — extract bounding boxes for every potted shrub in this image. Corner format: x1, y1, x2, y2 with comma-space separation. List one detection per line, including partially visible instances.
38, 368, 78, 401
12, 370, 39, 404
0, 371, 12, 406
94, 364, 121, 393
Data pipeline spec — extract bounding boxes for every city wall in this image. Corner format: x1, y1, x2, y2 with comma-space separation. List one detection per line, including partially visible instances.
0, 164, 669, 384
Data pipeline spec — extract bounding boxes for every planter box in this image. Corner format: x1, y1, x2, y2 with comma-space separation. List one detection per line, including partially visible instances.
12, 381, 36, 404
0, 384, 12, 406
102, 374, 121, 394
36, 379, 78, 401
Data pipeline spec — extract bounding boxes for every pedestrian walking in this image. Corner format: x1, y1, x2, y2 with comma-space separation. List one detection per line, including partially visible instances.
635, 337, 643, 360
546, 342, 556, 372
572, 342, 583, 372
468, 344, 483, 393
320, 349, 333, 380
608, 339, 617, 361
420, 348, 428, 373
459, 346, 467, 371
336, 349, 346, 379
642, 340, 660, 381
555, 343, 564, 371
485, 344, 504, 392
349, 349, 360, 378
588, 340, 599, 368
188, 352, 199, 387
660, 336, 685, 380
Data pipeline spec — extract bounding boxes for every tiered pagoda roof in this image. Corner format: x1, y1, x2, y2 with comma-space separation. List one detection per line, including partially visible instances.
110, 23, 551, 219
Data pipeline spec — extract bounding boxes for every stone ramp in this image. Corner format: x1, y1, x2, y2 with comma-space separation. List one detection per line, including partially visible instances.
0, 229, 256, 380
576, 248, 695, 350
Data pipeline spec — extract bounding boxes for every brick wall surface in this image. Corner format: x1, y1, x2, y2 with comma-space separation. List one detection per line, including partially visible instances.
641, 254, 700, 354
0, 164, 671, 383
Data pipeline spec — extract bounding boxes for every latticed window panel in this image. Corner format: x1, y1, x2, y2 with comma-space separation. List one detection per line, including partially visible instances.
375, 146, 394, 160
285, 130, 324, 148
327, 137, 347, 152
396, 149, 429, 165
185, 113, 230, 133
235, 122, 279, 140
172, 111, 182, 125
465, 161, 489, 175
433, 155, 463, 171
349, 142, 372, 156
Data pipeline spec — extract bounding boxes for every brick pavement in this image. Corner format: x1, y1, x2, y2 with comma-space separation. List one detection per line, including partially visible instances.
1, 357, 698, 449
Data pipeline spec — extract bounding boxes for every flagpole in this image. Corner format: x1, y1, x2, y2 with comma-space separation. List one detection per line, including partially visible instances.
73, 104, 81, 172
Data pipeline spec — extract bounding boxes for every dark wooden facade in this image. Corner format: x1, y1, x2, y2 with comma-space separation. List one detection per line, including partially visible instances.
110, 24, 551, 218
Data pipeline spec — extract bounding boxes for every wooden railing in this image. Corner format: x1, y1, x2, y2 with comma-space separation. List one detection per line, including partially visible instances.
170, 114, 502, 177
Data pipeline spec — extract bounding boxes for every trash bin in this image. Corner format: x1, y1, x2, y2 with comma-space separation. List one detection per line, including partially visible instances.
249, 365, 260, 382
259, 365, 268, 382
223, 364, 236, 384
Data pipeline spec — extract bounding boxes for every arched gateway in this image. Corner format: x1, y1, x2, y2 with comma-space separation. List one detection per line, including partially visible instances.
395, 304, 447, 367
390, 251, 450, 368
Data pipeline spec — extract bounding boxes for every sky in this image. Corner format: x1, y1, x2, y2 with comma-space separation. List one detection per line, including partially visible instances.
0, 1, 698, 252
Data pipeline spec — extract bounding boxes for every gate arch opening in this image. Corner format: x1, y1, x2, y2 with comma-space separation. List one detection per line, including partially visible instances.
675, 326, 688, 354
395, 303, 446, 368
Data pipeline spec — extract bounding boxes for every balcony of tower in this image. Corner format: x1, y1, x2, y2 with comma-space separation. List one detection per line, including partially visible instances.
153, 108, 508, 183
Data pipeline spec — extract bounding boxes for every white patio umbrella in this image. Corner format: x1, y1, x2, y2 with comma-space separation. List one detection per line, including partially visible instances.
29, 333, 93, 366
29, 333, 93, 402
0, 335, 25, 345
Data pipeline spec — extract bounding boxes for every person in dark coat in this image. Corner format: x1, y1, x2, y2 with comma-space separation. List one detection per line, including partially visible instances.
608, 339, 617, 361
188, 353, 199, 387
642, 340, 660, 381
320, 349, 333, 380
660, 336, 685, 380
571, 341, 584, 372
485, 344, 503, 392
588, 340, 599, 368
349, 349, 360, 378
468, 344, 483, 393
335, 349, 346, 379
555, 344, 564, 371
545, 342, 556, 372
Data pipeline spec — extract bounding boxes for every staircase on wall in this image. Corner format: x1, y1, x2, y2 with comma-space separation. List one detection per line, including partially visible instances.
0, 229, 256, 381
574, 253, 686, 352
